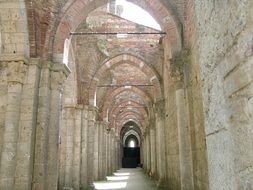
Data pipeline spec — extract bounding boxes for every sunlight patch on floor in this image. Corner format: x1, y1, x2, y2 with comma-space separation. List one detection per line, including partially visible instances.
106, 176, 129, 181
113, 172, 130, 176
93, 182, 127, 189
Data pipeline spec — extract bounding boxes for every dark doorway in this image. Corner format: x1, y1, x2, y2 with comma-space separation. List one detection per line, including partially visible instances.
122, 137, 140, 168
122, 147, 140, 168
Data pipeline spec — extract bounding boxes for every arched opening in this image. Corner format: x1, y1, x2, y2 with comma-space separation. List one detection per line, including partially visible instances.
121, 122, 141, 168
128, 139, 136, 148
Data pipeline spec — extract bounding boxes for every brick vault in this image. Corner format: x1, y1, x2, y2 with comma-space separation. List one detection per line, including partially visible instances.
0, 0, 252, 190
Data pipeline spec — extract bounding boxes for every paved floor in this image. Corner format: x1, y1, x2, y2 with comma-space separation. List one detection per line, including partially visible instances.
93, 168, 160, 190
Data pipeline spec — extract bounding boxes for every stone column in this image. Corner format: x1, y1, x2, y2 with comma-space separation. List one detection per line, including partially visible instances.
155, 99, 167, 186
110, 133, 114, 173
87, 106, 97, 186
0, 60, 27, 190
150, 126, 156, 177
80, 106, 89, 188
14, 59, 41, 190
108, 131, 112, 174
102, 123, 108, 179
117, 138, 121, 169
115, 137, 120, 171
176, 89, 194, 190
105, 129, 110, 175
146, 131, 151, 173
98, 122, 107, 180
93, 121, 99, 181
73, 105, 82, 189
111, 131, 116, 172
143, 135, 147, 171
46, 63, 70, 190
63, 106, 75, 188
33, 62, 51, 190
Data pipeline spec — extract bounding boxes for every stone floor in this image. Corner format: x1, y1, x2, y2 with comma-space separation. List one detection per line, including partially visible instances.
93, 168, 161, 190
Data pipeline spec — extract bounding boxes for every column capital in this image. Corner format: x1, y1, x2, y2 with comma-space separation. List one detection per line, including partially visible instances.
50, 63, 71, 91
51, 63, 71, 78
88, 105, 99, 113
154, 98, 165, 119
88, 105, 98, 122
28, 58, 42, 68
149, 118, 156, 129
169, 49, 190, 82
6, 60, 28, 84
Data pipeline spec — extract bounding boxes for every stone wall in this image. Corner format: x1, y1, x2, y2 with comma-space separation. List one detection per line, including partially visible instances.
193, 0, 253, 189
0, 0, 29, 58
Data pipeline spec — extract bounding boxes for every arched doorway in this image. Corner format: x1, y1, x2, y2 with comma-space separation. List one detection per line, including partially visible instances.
121, 121, 141, 168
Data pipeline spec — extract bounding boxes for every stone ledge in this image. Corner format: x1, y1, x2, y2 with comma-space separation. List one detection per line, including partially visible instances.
0, 54, 29, 64
51, 63, 71, 78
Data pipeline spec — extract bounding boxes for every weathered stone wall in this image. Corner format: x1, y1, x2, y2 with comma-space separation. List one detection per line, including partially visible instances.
163, 70, 182, 189
0, 62, 7, 166
0, 0, 29, 58
193, 0, 253, 189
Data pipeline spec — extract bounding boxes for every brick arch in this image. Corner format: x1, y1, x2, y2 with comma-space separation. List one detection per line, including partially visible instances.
108, 100, 149, 124
50, 0, 182, 61
89, 54, 161, 104
113, 110, 148, 132
109, 104, 147, 128
113, 113, 145, 133
118, 115, 146, 135
101, 86, 152, 118
123, 131, 141, 147
119, 119, 142, 134
111, 116, 143, 136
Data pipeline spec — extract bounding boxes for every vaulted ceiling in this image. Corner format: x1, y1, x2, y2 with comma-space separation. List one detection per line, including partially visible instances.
26, 0, 183, 137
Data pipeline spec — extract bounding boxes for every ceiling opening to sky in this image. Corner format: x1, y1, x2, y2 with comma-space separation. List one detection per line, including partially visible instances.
115, 0, 161, 30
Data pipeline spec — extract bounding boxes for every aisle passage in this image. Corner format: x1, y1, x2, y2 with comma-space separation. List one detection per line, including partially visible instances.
93, 168, 161, 190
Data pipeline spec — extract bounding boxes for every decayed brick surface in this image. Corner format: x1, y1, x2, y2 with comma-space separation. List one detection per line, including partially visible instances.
0, 1, 252, 190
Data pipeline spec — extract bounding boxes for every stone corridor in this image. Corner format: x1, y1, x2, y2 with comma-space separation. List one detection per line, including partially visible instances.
0, 0, 253, 190
93, 168, 160, 190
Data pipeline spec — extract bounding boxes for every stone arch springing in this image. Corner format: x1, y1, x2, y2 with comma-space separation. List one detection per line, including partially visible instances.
89, 54, 162, 106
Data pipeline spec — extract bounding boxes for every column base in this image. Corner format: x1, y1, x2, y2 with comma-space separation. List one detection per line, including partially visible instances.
62, 187, 73, 190
156, 178, 166, 188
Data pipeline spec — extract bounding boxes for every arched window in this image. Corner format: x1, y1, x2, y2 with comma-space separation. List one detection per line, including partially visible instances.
113, 0, 161, 30
63, 38, 70, 65
128, 139, 136, 148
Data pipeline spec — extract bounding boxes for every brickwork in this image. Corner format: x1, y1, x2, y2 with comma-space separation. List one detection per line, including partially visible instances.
0, 1, 252, 190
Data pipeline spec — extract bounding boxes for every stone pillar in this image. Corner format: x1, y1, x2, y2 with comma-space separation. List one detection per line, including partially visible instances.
80, 106, 89, 188
102, 123, 108, 178
63, 106, 75, 188
73, 106, 82, 189
87, 106, 97, 186
93, 121, 99, 181
117, 138, 121, 169
176, 89, 194, 190
98, 122, 107, 180
143, 135, 147, 171
106, 129, 110, 175
150, 127, 156, 177
14, 59, 41, 190
111, 132, 117, 172
46, 63, 70, 190
108, 131, 112, 174
115, 137, 120, 171
110, 132, 114, 173
155, 99, 167, 186
33, 62, 51, 190
0, 60, 27, 190
146, 132, 151, 173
